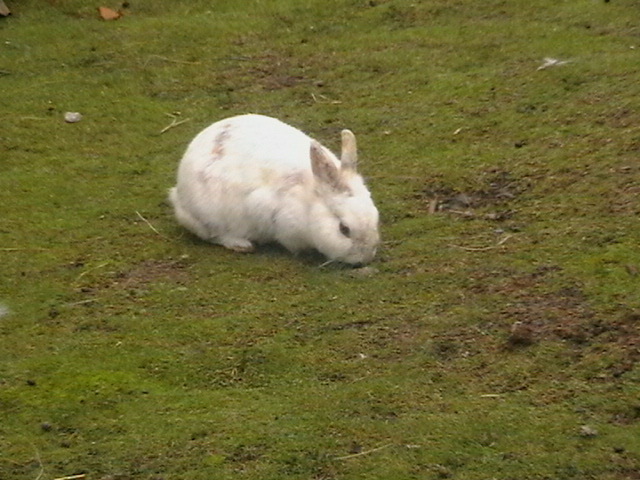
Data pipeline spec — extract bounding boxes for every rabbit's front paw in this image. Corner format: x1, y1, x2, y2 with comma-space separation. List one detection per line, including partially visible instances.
221, 238, 255, 253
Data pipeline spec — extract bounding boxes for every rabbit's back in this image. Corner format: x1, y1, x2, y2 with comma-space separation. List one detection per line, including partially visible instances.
182, 114, 330, 175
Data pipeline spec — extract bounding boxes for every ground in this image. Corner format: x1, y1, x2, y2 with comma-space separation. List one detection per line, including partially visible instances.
1, 1, 639, 479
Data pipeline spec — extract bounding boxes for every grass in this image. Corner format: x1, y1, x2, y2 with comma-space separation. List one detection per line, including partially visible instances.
1, 0, 639, 479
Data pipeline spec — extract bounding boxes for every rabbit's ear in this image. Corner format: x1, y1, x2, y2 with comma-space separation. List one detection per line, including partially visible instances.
310, 141, 348, 192
340, 129, 357, 172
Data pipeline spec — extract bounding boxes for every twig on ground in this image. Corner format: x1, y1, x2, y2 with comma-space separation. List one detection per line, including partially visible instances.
311, 92, 342, 104
318, 259, 335, 268
64, 299, 98, 307
136, 211, 169, 239
447, 209, 475, 218
335, 443, 392, 461
222, 55, 252, 62
144, 55, 201, 67
160, 113, 191, 134
427, 197, 439, 214
537, 57, 570, 70
450, 234, 514, 252
53, 475, 86, 480
75, 262, 110, 282
31, 444, 44, 480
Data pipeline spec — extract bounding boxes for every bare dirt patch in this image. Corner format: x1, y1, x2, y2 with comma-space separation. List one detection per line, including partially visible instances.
110, 259, 190, 291
417, 167, 532, 220
72, 258, 190, 300
223, 50, 315, 91
483, 267, 640, 368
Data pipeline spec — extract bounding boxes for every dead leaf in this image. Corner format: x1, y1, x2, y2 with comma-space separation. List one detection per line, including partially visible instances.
0, 0, 11, 17
98, 6, 122, 20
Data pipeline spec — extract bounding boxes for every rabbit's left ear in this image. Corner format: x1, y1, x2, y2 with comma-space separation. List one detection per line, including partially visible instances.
340, 129, 357, 172
310, 141, 349, 193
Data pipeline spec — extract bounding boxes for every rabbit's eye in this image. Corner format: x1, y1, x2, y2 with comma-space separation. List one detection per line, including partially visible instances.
339, 222, 351, 238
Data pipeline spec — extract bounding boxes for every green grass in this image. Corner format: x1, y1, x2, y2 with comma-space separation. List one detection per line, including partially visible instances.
1, 0, 639, 479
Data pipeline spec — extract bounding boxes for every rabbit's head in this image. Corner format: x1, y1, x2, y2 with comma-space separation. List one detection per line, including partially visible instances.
307, 130, 380, 265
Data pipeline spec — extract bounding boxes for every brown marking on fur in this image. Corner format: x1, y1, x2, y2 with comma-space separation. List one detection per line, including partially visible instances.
198, 170, 209, 185
211, 123, 231, 161
275, 171, 308, 197
281, 171, 306, 189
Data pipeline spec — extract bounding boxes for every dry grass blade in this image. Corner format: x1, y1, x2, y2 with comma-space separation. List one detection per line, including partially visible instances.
335, 444, 392, 460
136, 210, 169, 239
450, 234, 514, 252
31, 444, 44, 480
161, 113, 191, 134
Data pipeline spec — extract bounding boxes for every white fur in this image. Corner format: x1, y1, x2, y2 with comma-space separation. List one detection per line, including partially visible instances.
169, 114, 380, 265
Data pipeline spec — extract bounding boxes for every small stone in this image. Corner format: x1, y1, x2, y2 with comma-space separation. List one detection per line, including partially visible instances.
579, 425, 598, 437
349, 266, 379, 278
507, 321, 534, 346
348, 442, 363, 454
64, 112, 83, 123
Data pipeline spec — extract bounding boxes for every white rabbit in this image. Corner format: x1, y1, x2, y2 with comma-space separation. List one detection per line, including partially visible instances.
168, 114, 380, 265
